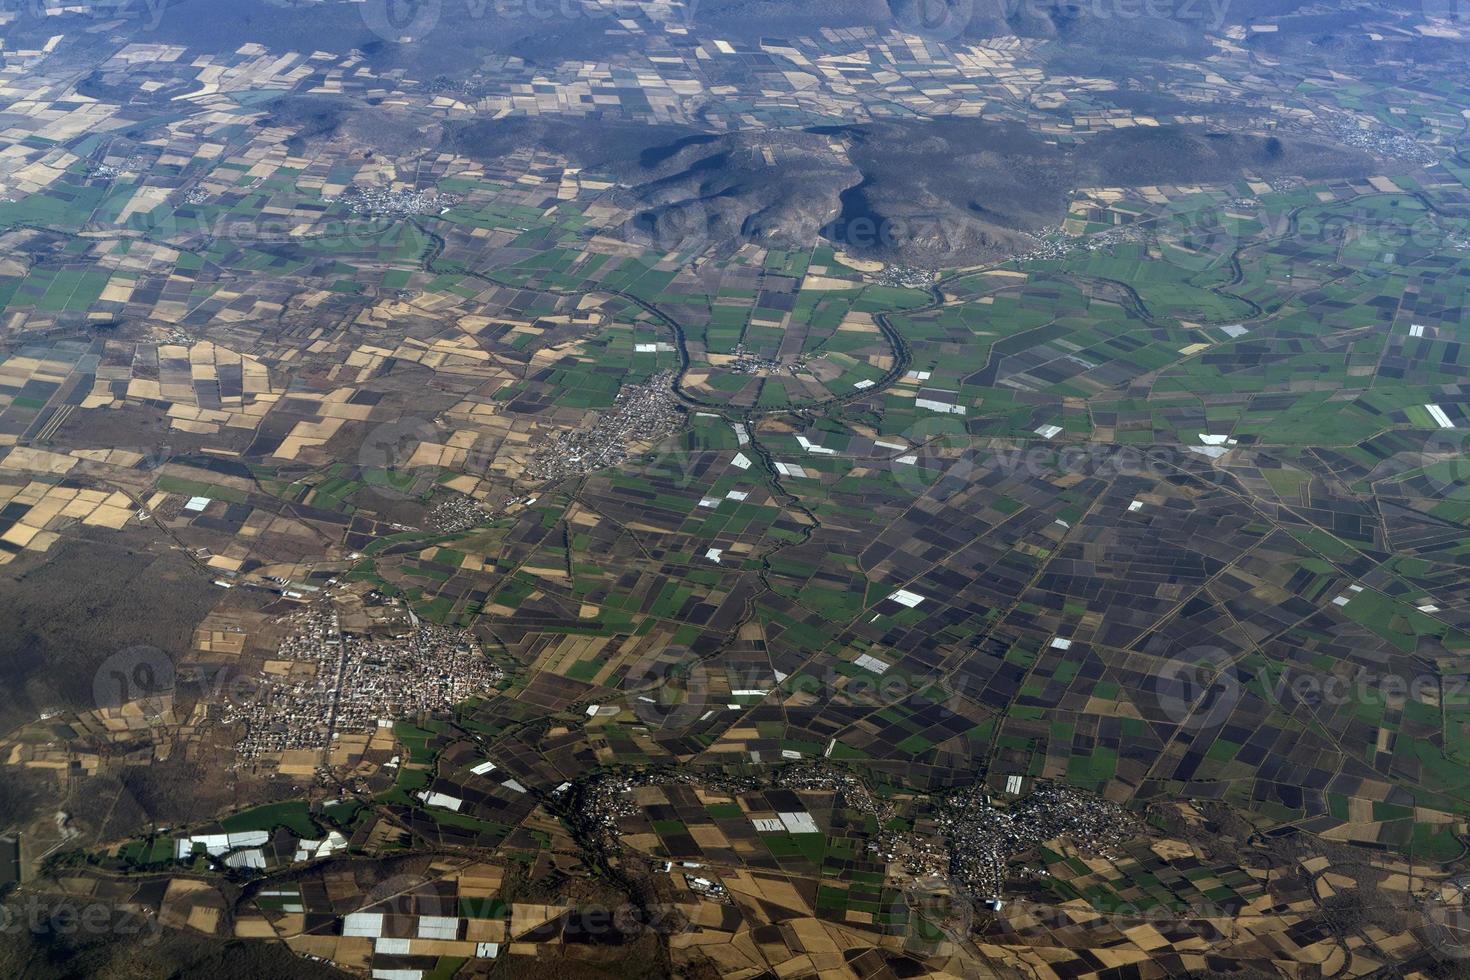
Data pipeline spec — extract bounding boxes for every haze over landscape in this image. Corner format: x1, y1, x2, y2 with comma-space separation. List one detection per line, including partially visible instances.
1, 1, 1470, 978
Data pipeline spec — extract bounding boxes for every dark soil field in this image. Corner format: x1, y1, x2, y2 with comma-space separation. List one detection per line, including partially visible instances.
0, 533, 220, 734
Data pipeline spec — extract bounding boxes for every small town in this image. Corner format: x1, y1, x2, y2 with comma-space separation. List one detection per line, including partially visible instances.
425, 493, 491, 533
227, 603, 502, 761
938, 784, 1137, 900
336, 184, 458, 217
526, 371, 682, 480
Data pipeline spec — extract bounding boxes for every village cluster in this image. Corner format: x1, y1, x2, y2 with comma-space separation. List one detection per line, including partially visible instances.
227, 604, 502, 761
526, 371, 683, 480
